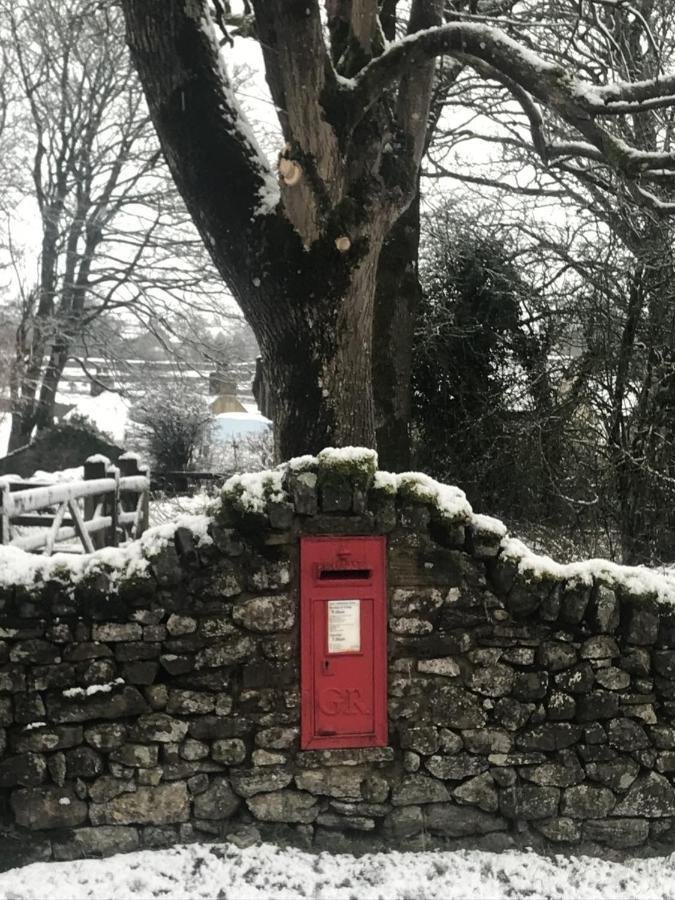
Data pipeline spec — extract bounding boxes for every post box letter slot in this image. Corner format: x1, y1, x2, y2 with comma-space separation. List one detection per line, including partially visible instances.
301, 536, 387, 750
319, 568, 371, 580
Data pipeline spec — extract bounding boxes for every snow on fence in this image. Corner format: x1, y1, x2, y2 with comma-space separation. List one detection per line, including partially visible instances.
0, 453, 149, 554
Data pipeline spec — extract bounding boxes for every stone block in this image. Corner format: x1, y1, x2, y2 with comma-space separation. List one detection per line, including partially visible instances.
537, 642, 577, 672
424, 802, 508, 836
583, 818, 649, 848
52, 826, 140, 861
46, 686, 148, 723
0, 753, 46, 787
425, 753, 488, 781
247, 790, 318, 824
614, 773, 675, 817
561, 784, 616, 818
192, 776, 240, 819
211, 739, 247, 765
11, 786, 88, 829
232, 595, 294, 633
91, 623, 143, 642
391, 774, 450, 806
295, 766, 365, 800
130, 713, 188, 743
90, 783, 190, 826
431, 686, 486, 728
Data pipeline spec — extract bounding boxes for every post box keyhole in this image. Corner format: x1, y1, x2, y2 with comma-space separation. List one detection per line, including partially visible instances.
323, 659, 330, 672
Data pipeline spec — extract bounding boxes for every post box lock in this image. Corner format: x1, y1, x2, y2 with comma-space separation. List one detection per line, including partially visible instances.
300, 536, 387, 750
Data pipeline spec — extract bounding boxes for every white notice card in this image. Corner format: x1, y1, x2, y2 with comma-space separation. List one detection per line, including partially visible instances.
328, 599, 361, 653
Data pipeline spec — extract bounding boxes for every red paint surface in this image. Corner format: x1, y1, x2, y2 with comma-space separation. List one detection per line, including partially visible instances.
300, 536, 388, 750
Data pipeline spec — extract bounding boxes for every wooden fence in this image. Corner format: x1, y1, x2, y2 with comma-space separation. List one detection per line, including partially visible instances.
0, 454, 149, 555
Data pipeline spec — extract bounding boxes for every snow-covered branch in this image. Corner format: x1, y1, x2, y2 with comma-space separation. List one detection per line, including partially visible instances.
349, 21, 675, 179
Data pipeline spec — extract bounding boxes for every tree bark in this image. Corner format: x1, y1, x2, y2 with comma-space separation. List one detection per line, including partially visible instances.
372, 191, 422, 471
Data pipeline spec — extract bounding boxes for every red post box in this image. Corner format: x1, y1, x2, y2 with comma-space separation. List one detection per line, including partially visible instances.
300, 536, 388, 750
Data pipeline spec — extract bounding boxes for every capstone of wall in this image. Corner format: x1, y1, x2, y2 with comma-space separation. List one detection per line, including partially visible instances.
1, 448, 675, 867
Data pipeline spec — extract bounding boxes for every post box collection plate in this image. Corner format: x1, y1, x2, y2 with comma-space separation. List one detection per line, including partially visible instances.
300, 536, 388, 750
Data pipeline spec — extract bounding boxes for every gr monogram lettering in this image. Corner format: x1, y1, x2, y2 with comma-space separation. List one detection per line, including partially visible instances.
319, 688, 370, 716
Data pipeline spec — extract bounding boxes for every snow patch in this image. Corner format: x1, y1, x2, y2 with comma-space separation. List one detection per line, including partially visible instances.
1, 841, 675, 899
62, 678, 124, 698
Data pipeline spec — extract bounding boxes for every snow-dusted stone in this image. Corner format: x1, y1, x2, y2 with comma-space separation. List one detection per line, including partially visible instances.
232, 595, 294, 633
290, 471, 318, 516
391, 774, 450, 807
192, 777, 240, 820
46, 686, 148, 724
12, 725, 82, 754
246, 790, 318, 824
614, 772, 675, 817
52, 826, 140, 861
11, 785, 87, 829
90, 783, 189, 826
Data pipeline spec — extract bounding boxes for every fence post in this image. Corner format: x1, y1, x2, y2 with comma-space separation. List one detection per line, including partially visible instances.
84, 455, 109, 550
0, 480, 11, 545
108, 463, 120, 548
119, 453, 149, 539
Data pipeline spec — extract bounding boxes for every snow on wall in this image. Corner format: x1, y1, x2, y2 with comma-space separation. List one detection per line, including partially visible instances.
1, 449, 675, 866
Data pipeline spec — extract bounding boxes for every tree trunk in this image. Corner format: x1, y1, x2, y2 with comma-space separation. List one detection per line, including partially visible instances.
257, 233, 384, 459
372, 190, 422, 471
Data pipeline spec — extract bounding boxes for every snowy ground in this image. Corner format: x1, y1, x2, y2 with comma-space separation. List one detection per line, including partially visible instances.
1, 842, 675, 900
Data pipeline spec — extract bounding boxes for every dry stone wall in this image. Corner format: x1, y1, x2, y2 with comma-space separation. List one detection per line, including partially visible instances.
2, 449, 675, 866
